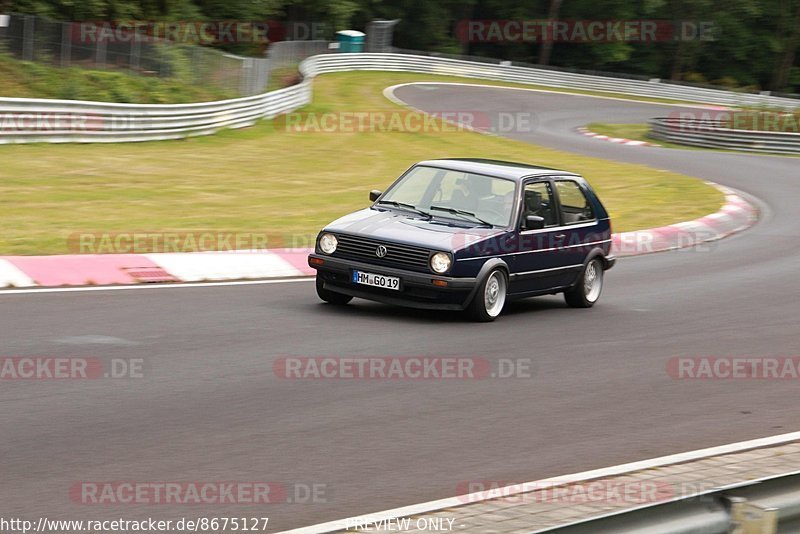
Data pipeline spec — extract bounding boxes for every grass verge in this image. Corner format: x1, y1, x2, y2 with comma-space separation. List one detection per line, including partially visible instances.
0, 71, 724, 255
0, 53, 235, 103
585, 122, 710, 150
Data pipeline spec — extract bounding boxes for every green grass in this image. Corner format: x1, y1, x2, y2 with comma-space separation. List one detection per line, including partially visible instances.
585, 123, 652, 141
584, 122, 699, 150
266, 65, 302, 92
588, 122, 741, 151
268, 64, 689, 100
0, 71, 724, 255
0, 53, 235, 103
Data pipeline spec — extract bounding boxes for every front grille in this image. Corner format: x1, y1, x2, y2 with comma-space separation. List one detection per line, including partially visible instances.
333, 234, 432, 272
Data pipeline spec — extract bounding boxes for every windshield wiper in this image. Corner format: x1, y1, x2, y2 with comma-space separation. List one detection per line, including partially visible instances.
429, 205, 494, 227
376, 200, 431, 219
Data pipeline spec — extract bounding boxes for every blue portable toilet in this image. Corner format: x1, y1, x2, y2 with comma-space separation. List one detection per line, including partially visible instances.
336, 30, 365, 53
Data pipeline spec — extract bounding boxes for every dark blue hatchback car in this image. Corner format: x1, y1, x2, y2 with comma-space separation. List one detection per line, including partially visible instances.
308, 159, 615, 321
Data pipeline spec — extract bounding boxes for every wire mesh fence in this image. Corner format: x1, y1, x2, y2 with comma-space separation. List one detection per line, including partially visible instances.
267, 40, 334, 70
0, 14, 403, 98
0, 13, 269, 96
264, 40, 334, 90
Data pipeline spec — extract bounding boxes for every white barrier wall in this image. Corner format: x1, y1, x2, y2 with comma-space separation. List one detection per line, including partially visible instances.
1, 53, 798, 145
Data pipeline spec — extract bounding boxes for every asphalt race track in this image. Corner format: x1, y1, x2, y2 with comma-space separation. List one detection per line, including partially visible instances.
2, 85, 799, 531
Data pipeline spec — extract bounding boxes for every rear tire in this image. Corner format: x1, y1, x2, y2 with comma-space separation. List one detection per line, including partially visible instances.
316, 276, 353, 305
468, 268, 507, 322
564, 258, 604, 308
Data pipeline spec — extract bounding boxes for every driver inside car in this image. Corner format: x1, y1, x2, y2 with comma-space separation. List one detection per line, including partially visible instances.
451, 175, 491, 212
524, 189, 556, 226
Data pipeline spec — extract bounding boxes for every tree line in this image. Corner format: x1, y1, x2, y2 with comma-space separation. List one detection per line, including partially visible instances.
3, 0, 799, 94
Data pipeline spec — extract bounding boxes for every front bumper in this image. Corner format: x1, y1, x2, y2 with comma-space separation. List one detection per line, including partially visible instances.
308, 254, 478, 310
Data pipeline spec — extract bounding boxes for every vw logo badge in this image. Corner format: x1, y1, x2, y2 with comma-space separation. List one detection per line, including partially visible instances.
376, 245, 388, 258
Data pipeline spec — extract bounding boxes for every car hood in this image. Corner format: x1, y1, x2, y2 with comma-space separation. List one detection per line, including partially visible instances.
323, 208, 505, 251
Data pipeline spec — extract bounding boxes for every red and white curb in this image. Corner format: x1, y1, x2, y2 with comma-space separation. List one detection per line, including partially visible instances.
576, 126, 660, 147
0, 185, 756, 288
612, 183, 757, 257
0, 249, 315, 288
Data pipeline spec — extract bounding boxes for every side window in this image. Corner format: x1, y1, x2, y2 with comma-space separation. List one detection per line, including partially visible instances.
555, 180, 595, 224
522, 182, 558, 228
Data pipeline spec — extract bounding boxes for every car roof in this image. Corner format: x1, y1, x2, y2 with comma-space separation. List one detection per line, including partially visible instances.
414, 158, 581, 181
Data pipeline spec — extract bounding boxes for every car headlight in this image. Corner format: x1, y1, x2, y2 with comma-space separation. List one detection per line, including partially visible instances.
430, 252, 452, 274
319, 233, 338, 254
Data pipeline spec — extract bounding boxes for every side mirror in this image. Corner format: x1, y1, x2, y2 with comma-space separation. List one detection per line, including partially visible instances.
369, 190, 382, 202
524, 215, 545, 230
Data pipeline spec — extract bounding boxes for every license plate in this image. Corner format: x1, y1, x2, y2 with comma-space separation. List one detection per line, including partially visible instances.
352, 270, 400, 290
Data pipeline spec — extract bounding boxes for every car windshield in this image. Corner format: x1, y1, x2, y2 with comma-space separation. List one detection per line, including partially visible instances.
378, 166, 517, 227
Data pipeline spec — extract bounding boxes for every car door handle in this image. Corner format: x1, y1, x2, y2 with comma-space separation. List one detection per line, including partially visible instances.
554, 234, 566, 240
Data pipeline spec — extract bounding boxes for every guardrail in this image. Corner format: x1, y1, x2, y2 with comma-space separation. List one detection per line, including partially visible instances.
541, 471, 800, 533
649, 117, 800, 154
0, 74, 312, 144
1, 52, 799, 145
311, 53, 800, 109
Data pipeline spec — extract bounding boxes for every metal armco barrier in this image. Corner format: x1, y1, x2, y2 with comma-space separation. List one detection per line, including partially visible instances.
649, 117, 800, 154
539, 471, 800, 534
0, 79, 311, 144
1, 53, 799, 144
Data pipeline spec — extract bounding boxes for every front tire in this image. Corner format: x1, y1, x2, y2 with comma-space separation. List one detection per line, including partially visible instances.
564, 258, 604, 308
468, 269, 507, 322
316, 276, 353, 305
